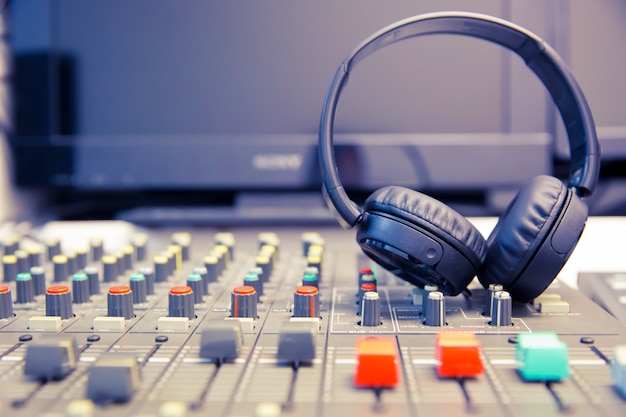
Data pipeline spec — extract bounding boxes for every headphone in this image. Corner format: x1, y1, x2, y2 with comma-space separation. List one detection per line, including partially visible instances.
319, 12, 600, 302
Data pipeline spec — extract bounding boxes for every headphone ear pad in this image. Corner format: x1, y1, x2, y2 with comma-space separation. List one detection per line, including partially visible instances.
479, 175, 583, 301
356, 186, 487, 295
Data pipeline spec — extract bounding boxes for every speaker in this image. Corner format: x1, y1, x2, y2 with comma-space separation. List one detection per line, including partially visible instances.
319, 12, 600, 303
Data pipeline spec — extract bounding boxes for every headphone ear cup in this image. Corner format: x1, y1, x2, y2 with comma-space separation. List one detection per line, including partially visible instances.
479, 175, 587, 302
356, 186, 487, 295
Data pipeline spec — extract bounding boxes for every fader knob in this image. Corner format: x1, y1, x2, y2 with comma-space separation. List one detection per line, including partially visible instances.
23, 335, 78, 380
46, 285, 73, 319
490, 290, 512, 327
107, 286, 134, 319
424, 291, 446, 327
0, 285, 14, 319
360, 291, 381, 327
169, 286, 195, 319
129, 273, 148, 304
72, 272, 90, 304
15, 272, 35, 304
293, 286, 320, 318
86, 353, 140, 403
231, 286, 257, 318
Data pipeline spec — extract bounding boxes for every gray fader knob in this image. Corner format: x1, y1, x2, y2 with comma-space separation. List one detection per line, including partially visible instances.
86, 353, 140, 403
24, 335, 78, 380
277, 321, 316, 364
200, 320, 242, 361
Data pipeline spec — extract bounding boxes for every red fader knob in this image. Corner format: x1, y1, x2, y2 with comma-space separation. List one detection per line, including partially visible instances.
435, 331, 484, 378
354, 337, 400, 388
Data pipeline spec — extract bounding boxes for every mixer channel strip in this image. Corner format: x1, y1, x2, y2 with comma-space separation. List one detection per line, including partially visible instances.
0, 225, 625, 417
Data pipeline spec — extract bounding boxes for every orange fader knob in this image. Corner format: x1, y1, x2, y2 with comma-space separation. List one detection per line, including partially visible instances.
435, 331, 484, 378
354, 337, 400, 388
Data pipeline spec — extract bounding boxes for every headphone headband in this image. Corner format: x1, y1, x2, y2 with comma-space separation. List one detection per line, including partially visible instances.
320, 11, 600, 228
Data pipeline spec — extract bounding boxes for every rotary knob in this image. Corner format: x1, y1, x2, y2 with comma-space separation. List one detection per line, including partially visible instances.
129, 273, 148, 304
186, 274, 204, 304
15, 272, 35, 304
490, 290, 513, 327
72, 272, 90, 304
243, 273, 263, 297
293, 286, 320, 318
102, 255, 119, 282
2, 254, 18, 282
424, 291, 446, 327
139, 267, 156, 295
0, 285, 14, 319
53, 255, 69, 282
84, 266, 101, 296
360, 291, 381, 327
169, 286, 195, 319
230, 286, 257, 318
107, 286, 134, 319
46, 285, 73, 319
29, 266, 47, 296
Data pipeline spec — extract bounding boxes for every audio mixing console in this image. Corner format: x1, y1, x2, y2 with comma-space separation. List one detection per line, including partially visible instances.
0, 221, 625, 417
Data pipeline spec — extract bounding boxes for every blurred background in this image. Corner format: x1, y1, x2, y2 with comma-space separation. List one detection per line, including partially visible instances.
1, 0, 625, 225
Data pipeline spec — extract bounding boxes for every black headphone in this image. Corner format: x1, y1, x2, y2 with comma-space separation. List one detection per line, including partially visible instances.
319, 12, 600, 302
